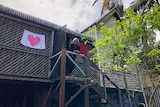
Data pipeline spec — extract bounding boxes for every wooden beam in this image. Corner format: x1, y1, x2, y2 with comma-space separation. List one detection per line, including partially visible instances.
43, 84, 53, 107
49, 82, 61, 100
59, 25, 67, 107
65, 85, 87, 107
59, 48, 66, 107
85, 87, 89, 107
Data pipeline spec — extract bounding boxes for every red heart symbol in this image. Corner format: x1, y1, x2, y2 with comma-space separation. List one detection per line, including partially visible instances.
28, 35, 40, 46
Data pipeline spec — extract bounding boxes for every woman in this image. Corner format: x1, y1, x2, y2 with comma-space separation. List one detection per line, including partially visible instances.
69, 37, 80, 60
66, 38, 80, 76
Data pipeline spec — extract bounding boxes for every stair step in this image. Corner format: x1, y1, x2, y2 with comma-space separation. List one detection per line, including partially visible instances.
91, 84, 106, 100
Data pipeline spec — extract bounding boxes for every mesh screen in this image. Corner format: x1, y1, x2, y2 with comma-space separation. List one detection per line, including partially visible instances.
0, 14, 53, 78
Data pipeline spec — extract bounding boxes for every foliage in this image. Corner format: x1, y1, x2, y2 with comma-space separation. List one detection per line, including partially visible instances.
130, 0, 159, 15
140, 5, 160, 80
91, 8, 146, 72
144, 4, 160, 30
91, 4, 160, 77
90, 2, 160, 107
142, 42, 160, 80
82, 25, 97, 40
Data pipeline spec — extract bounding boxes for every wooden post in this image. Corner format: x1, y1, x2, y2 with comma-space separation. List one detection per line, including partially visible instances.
84, 86, 89, 107
102, 74, 107, 100
65, 85, 88, 107
59, 47, 66, 107
59, 25, 67, 107
119, 89, 123, 107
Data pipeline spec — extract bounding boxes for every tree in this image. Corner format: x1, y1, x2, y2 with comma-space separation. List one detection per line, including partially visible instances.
91, 8, 143, 107
130, 0, 160, 15
140, 4, 160, 107
90, 4, 160, 107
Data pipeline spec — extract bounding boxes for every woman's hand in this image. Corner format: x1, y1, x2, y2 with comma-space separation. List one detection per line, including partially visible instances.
73, 50, 80, 53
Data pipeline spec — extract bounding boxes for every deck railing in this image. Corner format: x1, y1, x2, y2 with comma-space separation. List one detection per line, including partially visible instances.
48, 50, 99, 81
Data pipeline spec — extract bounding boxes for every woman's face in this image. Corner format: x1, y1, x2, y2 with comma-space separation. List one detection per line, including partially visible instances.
73, 39, 78, 44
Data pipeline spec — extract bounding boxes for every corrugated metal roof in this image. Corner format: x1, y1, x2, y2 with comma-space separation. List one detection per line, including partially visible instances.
0, 75, 54, 83
81, 7, 122, 32
0, 4, 93, 41
0, 4, 59, 30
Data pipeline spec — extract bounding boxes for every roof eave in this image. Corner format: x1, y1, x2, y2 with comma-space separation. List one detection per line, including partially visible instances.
0, 4, 93, 41
81, 7, 122, 33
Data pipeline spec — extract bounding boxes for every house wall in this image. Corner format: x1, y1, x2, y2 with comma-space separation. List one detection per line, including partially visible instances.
0, 80, 48, 107
144, 86, 160, 107
104, 15, 116, 28
0, 12, 54, 78
141, 73, 153, 87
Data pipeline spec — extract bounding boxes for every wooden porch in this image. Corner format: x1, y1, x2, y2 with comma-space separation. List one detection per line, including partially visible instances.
48, 48, 107, 107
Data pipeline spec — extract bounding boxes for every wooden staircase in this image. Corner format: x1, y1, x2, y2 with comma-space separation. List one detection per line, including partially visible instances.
91, 84, 106, 99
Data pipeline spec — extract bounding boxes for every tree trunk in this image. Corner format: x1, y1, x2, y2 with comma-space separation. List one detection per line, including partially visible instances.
148, 80, 160, 107
123, 72, 133, 107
